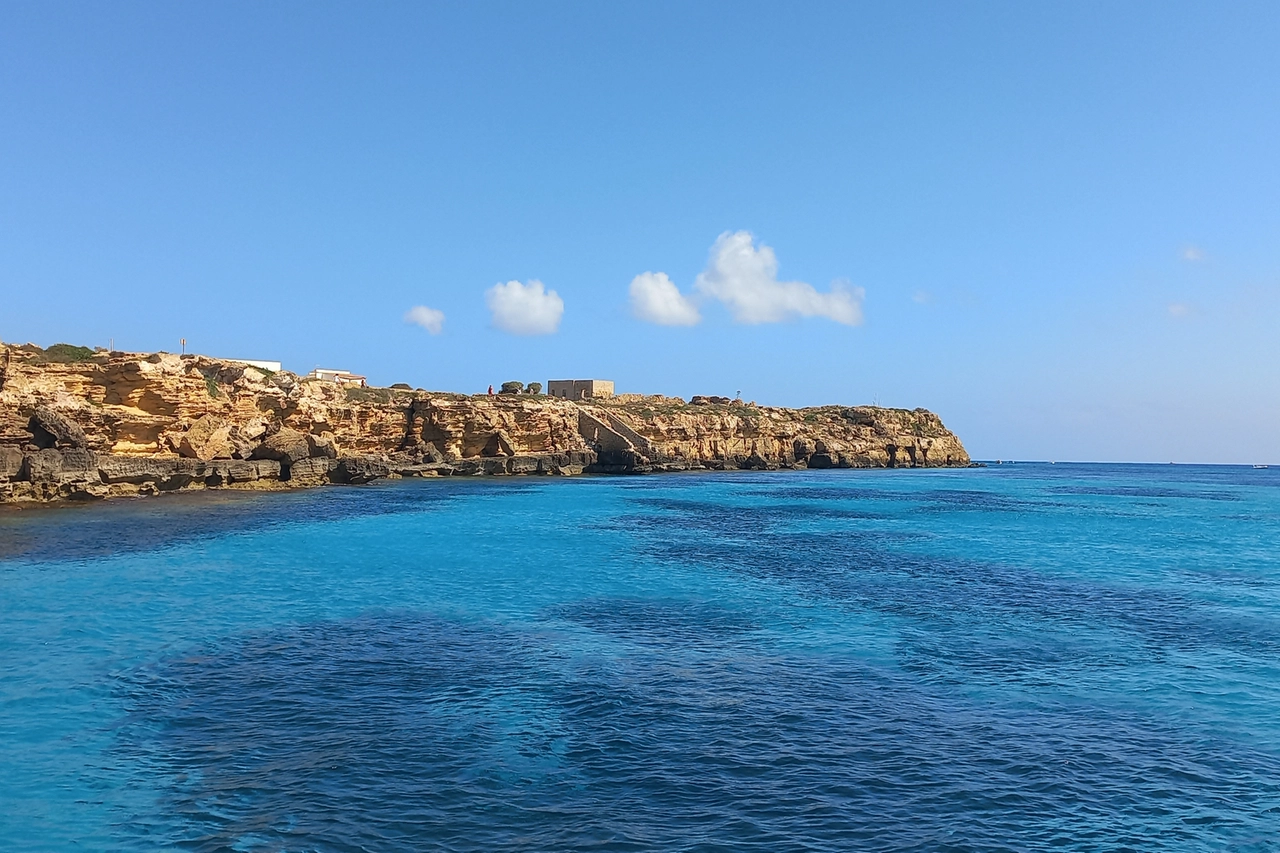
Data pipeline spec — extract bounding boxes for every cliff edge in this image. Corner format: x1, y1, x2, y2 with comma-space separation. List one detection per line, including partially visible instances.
0, 344, 970, 504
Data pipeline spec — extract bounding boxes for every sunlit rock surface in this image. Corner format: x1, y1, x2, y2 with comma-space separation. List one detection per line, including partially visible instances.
0, 344, 969, 503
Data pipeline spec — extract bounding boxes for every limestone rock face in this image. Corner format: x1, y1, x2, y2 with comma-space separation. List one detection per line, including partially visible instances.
288, 457, 338, 486
178, 414, 233, 460
251, 428, 313, 465
21, 448, 65, 482
29, 406, 88, 449
336, 457, 390, 484
0, 446, 22, 480
306, 431, 339, 459
585, 401, 970, 471
0, 344, 971, 504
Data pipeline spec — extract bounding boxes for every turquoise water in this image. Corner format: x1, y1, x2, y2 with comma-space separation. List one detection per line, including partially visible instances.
2, 464, 1279, 851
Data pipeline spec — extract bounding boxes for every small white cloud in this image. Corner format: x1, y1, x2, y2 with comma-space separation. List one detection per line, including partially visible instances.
1181, 246, 1204, 262
912, 291, 933, 305
693, 231, 864, 325
1168, 302, 1192, 317
485, 279, 564, 335
629, 271, 701, 326
404, 305, 445, 334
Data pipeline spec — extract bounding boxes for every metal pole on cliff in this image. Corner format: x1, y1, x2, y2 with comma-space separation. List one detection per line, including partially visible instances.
181, 338, 186, 354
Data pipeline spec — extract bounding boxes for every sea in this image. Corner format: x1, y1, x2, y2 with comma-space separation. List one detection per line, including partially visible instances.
2, 463, 1278, 852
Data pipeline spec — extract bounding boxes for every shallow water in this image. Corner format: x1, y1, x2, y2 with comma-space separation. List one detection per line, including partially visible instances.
2, 464, 1279, 851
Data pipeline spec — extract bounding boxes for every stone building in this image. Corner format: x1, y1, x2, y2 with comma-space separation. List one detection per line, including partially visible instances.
547, 379, 614, 400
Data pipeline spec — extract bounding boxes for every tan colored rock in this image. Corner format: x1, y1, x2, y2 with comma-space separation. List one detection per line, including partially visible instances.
178, 414, 233, 460
289, 457, 337, 486
251, 428, 312, 465
30, 406, 88, 448
0, 445, 22, 480
0, 346, 970, 504
306, 431, 339, 459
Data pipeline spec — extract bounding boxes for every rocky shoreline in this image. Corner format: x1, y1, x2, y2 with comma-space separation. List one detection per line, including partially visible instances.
0, 344, 972, 505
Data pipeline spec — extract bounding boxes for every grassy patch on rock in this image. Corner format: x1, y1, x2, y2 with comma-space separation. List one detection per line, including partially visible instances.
30, 343, 98, 364
344, 385, 394, 405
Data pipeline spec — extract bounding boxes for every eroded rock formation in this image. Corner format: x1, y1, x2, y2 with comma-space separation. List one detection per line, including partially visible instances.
0, 344, 970, 504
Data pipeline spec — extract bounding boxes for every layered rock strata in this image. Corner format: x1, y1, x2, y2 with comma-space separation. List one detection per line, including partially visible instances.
0, 345, 970, 504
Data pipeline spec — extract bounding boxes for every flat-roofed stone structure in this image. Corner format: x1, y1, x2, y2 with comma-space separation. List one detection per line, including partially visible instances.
547, 379, 614, 400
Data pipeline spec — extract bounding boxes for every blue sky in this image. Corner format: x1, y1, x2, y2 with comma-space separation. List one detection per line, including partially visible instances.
2, 2, 1277, 463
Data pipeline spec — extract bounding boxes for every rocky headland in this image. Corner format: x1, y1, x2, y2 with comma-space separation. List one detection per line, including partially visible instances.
0, 343, 971, 505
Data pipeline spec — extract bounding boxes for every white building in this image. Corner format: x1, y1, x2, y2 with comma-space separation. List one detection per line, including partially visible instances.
306, 368, 367, 387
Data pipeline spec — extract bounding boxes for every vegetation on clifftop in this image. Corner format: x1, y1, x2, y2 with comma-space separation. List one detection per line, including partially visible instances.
10, 343, 100, 364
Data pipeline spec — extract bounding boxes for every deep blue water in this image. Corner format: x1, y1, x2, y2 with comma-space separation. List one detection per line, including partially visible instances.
2, 464, 1279, 852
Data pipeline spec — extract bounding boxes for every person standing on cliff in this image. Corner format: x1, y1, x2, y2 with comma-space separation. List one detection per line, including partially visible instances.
487, 384, 494, 396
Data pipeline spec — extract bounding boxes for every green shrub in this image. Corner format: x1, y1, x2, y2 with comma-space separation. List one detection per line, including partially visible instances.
35, 343, 97, 363
344, 385, 394, 404
525, 381, 543, 395
500, 381, 524, 394
204, 375, 220, 398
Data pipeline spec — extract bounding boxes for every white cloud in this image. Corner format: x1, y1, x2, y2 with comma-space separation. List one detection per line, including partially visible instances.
485, 279, 564, 335
1181, 246, 1204, 262
693, 231, 864, 325
629, 271, 701, 326
404, 305, 445, 334
1168, 302, 1192, 317
912, 290, 934, 305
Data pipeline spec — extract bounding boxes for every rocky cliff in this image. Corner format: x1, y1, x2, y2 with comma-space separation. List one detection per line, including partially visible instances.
0, 344, 970, 504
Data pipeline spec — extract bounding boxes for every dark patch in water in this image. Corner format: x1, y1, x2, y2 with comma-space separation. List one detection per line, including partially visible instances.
625, 496, 886, 530
118, 609, 1280, 851
546, 597, 761, 648
741, 485, 908, 503
632, 501, 1280, 668
1053, 485, 1243, 502
0, 479, 541, 564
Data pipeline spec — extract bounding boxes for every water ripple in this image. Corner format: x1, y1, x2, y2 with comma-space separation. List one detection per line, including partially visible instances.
117, 608, 1280, 851
5, 465, 1279, 851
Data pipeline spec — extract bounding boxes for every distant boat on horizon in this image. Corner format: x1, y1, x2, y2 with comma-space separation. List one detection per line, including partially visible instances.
1255, 464, 1270, 469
